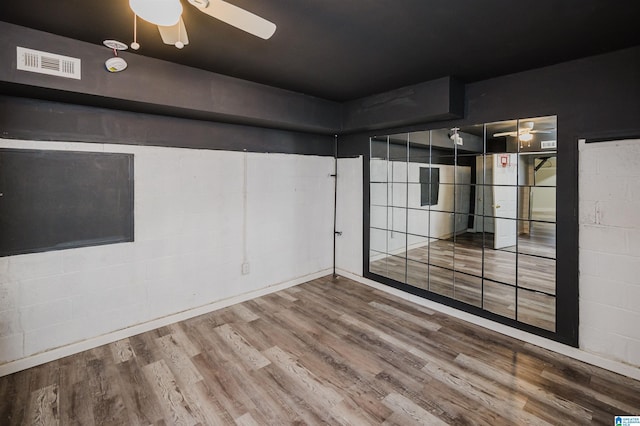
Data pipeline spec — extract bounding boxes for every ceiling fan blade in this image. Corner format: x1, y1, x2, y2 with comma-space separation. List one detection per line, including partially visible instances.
530, 129, 554, 134
493, 131, 516, 137
158, 17, 189, 46
189, 0, 276, 39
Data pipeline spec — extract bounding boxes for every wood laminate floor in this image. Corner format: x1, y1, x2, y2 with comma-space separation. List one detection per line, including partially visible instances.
1, 275, 638, 425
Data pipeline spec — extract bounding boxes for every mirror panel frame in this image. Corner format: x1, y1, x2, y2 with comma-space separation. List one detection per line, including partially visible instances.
366, 115, 565, 341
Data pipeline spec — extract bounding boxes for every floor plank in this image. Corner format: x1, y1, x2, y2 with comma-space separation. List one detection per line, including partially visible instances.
371, 223, 557, 331
1, 274, 638, 424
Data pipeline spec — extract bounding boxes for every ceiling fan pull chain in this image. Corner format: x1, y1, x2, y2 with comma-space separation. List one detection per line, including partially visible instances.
175, 18, 184, 49
131, 13, 140, 50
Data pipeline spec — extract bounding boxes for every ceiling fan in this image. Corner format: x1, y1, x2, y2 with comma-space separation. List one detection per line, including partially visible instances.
493, 121, 554, 142
129, 0, 277, 49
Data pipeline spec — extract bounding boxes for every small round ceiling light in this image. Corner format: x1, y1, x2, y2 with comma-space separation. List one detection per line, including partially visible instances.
103, 39, 129, 51
105, 57, 128, 73
103, 40, 128, 73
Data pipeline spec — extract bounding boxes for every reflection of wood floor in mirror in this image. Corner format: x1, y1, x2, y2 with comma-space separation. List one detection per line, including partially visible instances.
370, 222, 556, 332
505, 219, 556, 259
1, 275, 638, 425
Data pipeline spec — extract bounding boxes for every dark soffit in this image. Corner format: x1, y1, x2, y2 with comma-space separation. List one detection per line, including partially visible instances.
1, 0, 639, 102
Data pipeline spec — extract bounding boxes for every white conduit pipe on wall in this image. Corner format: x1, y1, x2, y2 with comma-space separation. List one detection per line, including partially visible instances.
332, 135, 339, 278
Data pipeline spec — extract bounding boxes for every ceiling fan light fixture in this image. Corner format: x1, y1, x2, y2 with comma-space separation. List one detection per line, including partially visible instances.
519, 132, 533, 142
129, 0, 182, 26
188, 0, 210, 8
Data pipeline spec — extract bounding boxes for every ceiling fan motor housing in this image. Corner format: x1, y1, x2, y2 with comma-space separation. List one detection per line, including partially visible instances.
188, 0, 209, 8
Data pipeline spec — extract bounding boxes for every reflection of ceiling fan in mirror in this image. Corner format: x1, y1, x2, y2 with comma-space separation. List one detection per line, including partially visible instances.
129, 0, 277, 50
493, 121, 554, 142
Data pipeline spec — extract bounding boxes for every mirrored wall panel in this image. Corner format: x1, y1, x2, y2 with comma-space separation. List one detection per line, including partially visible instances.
369, 116, 557, 332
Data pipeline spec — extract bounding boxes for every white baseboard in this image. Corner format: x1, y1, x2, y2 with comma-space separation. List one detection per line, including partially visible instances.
0, 269, 332, 377
335, 269, 640, 381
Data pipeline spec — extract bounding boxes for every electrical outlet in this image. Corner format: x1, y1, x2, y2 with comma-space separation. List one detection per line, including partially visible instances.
241, 262, 250, 275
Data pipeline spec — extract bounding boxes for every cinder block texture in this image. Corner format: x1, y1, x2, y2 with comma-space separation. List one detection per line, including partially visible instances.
579, 139, 640, 368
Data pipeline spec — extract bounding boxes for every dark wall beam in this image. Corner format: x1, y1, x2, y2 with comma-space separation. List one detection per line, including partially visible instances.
0, 96, 335, 156
0, 22, 341, 135
341, 76, 465, 133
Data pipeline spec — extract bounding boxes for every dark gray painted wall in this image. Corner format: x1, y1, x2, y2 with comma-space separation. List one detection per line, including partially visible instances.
342, 45, 640, 347
341, 77, 465, 133
0, 96, 335, 156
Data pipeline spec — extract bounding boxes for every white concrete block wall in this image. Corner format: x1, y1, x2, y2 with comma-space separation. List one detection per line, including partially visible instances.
0, 139, 334, 366
335, 157, 363, 276
246, 153, 334, 286
579, 138, 640, 368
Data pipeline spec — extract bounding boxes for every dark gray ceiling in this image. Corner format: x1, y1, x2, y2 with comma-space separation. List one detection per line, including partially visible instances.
1, 0, 639, 101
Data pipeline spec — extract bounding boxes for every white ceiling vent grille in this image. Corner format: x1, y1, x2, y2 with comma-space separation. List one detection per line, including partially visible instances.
16, 47, 81, 80
541, 140, 557, 150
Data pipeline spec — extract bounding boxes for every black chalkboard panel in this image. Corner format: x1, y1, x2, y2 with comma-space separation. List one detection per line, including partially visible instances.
0, 149, 134, 257
419, 167, 440, 206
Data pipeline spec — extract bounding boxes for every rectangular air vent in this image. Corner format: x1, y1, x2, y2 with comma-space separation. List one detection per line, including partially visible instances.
16, 47, 81, 80
541, 140, 557, 150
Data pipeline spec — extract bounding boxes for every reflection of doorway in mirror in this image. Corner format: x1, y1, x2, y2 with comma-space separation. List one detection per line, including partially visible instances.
492, 153, 518, 249
531, 156, 556, 221
472, 154, 518, 249
474, 156, 493, 233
